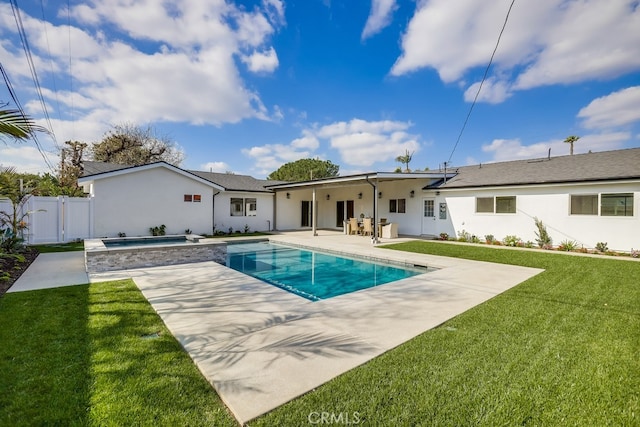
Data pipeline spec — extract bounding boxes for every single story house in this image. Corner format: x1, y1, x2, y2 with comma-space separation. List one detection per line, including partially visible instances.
266, 147, 640, 251
78, 147, 639, 251
79, 161, 281, 237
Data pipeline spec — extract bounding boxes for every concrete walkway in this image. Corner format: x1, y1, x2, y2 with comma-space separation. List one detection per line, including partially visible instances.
8, 251, 89, 293
90, 231, 544, 424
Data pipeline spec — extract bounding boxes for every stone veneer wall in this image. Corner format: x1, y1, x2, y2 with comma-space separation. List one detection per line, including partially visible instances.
85, 242, 227, 273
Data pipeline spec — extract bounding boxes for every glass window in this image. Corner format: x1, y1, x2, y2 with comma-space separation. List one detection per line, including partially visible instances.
230, 198, 244, 216
601, 193, 634, 217
246, 198, 257, 216
184, 194, 192, 202
476, 197, 494, 213
389, 199, 397, 213
398, 198, 406, 213
424, 199, 434, 217
570, 194, 597, 215
193, 194, 202, 203
496, 196, 516, 213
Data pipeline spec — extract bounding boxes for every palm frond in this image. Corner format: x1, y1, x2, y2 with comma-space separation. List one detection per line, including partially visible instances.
0, 109, 49, 141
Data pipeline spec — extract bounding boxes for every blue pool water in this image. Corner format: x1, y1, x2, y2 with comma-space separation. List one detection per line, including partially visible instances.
226, 242, 426, 301
103, 236, 189, 248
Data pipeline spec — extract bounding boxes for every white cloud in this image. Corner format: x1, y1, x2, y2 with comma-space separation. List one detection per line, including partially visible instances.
243, 118, 420, 173
361, 0, 398, 40
317, 118, 419, 167
242, 47, 279, 73
0, 0, 284, 150
392, 0, 640, 101
578, 86, 640, 130
200, 161, 230, 173
481, 133, 630, 162
464, 77, 512, 104
0, 145, 59, 174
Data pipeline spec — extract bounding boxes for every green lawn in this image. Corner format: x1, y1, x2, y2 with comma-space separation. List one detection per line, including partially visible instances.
32, 241, 85, 252
1, 242, 638, 425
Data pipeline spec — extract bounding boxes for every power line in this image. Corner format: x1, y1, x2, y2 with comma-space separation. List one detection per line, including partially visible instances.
10, 0, 60, 152
67, 0, 76, 139
39, 0, 64, 125
447, 0, 517, 165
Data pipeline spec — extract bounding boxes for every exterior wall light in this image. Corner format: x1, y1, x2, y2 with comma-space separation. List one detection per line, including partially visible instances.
378, 192, 382, 199
410, 190, 415, 198
358, 192, 362, 199
326, 194, 330, 200
286, 192, 290, 199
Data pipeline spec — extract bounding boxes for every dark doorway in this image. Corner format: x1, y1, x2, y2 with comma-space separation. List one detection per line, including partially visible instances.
336, 200, 355, 227
301, 201, 313, 227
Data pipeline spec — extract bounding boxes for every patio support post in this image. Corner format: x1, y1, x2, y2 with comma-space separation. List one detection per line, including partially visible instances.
312, 187, 318, 236
365, 175, 379, 244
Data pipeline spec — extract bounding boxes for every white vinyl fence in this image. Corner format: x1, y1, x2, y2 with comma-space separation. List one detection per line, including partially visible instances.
0, 196, 93, 244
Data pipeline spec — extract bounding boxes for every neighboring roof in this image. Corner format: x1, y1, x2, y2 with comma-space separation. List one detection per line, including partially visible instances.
80, 161, 285, 193
433, 147, 640, 190
82, 160, 130, 175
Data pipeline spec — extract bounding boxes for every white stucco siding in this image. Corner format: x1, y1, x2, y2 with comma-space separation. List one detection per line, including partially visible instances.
442, 182, 639, 251
214, 192, 274, 233
92, 167, 214, 237
273, 181, 428, 234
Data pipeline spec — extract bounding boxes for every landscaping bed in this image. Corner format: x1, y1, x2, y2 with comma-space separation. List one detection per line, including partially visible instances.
0, 247, 38, 297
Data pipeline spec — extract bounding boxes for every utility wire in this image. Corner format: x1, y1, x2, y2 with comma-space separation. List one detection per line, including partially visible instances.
10, 0, 60, 152
67, 0, 76, 139
39, 0, 64, 125
447, 0, 517, 165
1, 62, 56, 172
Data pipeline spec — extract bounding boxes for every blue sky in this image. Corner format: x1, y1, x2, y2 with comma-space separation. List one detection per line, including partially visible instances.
1, 0, 639, 177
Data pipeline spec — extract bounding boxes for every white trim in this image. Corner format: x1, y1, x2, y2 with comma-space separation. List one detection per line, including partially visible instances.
78, 162, 225, 191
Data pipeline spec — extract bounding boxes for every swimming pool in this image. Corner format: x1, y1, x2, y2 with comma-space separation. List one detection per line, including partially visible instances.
226, 242, 428, 301
102, 235, 191, 248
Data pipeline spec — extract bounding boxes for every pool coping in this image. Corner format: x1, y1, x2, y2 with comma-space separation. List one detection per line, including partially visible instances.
89, 231, 544, 425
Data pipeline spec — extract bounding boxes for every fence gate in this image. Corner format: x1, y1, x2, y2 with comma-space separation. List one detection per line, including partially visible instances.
0, 196, 94, 244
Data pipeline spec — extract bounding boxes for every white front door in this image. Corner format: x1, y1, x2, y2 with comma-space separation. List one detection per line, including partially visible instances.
421, 198, 436, 236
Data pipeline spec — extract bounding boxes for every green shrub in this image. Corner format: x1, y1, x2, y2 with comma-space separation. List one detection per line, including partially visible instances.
595, 242, 608, 252
534, 217, 552, 248
502, 235, 522, 247
558, 239, 578, 251
149, 224, 166, 236
457, 230, 471, 242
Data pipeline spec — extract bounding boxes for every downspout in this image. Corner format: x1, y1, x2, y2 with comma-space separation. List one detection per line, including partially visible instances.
271, 191, 276, 231
365, 175, 378, 244
312, 187, 317, 236
212, 191, 219, 234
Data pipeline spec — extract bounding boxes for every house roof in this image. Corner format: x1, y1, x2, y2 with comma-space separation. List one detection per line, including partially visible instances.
264, 171, 450, 190
436, 147, 640, 190
188, 170, 286, 193
81, 161, 284, 193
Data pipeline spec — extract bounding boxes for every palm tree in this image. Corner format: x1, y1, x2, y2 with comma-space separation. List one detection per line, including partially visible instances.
0, 109, 48, 142
395, 150, 414, 172
564, 135, 580, 155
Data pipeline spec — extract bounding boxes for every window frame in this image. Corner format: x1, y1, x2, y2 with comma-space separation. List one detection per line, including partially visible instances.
389, 198, 406, 214
601, 193, 634, 217
230, 197, 244, 216
570, 194, 598, 215
495, 196, 517, 214
475, 197, 494, 213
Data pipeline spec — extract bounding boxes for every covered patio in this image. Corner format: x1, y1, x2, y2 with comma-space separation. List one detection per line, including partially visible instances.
266, 171, 454, 241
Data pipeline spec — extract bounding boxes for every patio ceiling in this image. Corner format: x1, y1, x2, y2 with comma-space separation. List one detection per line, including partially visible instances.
265, 172, 454, 191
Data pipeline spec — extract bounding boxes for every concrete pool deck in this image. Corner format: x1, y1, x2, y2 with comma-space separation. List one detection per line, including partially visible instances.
89, 231, 544, 424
